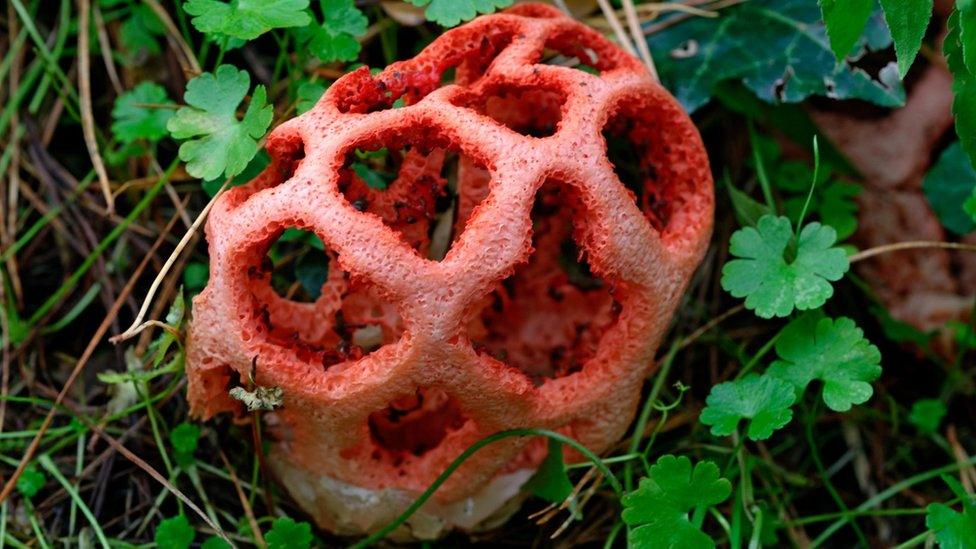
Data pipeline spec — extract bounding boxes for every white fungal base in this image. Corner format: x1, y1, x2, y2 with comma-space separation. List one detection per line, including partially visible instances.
270, 453, 534, 541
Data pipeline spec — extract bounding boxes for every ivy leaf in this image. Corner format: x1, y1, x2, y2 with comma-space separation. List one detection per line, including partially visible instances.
819, 0, 874, 60
699, 373, 796, 440
926, 501, 976, 549
265, 517, 312, 549
167, 65, 273, 181
524, 439, 574, 504
621, 455, 732, 549
16, 464, 46, 499
112, 82, 174, 145
879, 0, 933, 78
307, 0, 367, 62
184, 0, 312, 40
648, 0, 904, 113
406, 0, 513, 27
947, 10, 976, 171
922, 141, 976, 235
721, 215, 850, 319
767, 315, 882, 412
155, 515, 195, 549
909, 399, 947, 434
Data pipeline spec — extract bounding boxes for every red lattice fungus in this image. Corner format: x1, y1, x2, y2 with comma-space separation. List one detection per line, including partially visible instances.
186, 3, 713, 540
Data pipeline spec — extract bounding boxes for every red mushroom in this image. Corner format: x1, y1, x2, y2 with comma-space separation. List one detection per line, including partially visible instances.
186, 3, 712, 538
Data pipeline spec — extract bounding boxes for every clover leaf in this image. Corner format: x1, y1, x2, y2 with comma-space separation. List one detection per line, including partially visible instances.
111, 82, 175, 145
927, 502, 976, 549
622, 455, 732, 549
909, 399, 947, 434
155, 515, 195, 549
699, 373, 796, 440
170, 422, 201, 456
407, 0, 512, 27
184, 0, 311, 40
722, 215, 849, 319
265, 517, 312, 549
306, 0, 367, 62
767, 314, 882, 412
16, 464, 46, 499
167, 65, 273, 181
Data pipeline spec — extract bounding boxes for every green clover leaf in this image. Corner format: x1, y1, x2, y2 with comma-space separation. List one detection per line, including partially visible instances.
111, 82, 175, 145
407, 0, 513, 27
927, 502, 976, 549
265, 517, 312, 549
16, 464, 46, 499
184, 0, 311, 40
909, 399, 947, 434
167, 65, 273, 181
722, 215, 849, 319
767, 315, 882, 412
170, 422, 202, 456
621, 455, 732, 549
699, 373, 796, 440
307, 0, 367, 62
155, 515, 195, 549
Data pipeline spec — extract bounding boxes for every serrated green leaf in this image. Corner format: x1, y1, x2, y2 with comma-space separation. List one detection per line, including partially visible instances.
111, 82, 174, 145
621, 455, 732, 548
524, 439, 574, 504
767, 314, 882, 412
923, 141, 976, 235
909, 398, 947, 434
700, 373, 796, 440
722, 215, 850, 318
184, 0, 312, 40
879, 0, 933, 78
167, 65, 273, 181
296, 80, 328, 114
407, 0, 512, 27
648, 0, 904, 113
927, 501, 976, 549
155, 515, 195, 549
947, 10, 976, 171
819, 0, 873, 60
304, 0, 367, 62
265, 517, 312, 549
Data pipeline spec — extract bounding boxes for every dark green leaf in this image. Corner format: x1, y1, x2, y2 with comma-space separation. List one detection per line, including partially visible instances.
922, 141, 976, 235
155, 515, 195, 549
908, 399, 947, 434
819, 0, 874, 60
184, 0, 312, 40
621, 455, 732, 548
700, 373, 796, 440
648, 0, 904, 113
524, 439, 574, 504
879, 0, 933, 77
265, 517, 312, 549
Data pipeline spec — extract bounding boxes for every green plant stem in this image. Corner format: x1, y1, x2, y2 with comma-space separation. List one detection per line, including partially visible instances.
624, 340, 679, 491
804, 404, 869, 547
350, 428, 621, 548
38, 454, 110, 549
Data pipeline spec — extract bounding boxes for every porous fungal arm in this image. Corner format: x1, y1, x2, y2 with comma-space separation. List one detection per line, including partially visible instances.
187, 2, 712, 514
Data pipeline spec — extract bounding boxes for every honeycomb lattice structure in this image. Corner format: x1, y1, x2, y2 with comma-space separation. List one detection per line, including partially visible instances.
186, 2, 713, 527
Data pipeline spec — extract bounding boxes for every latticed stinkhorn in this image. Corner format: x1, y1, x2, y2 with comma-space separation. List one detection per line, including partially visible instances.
186, 3, 713, 539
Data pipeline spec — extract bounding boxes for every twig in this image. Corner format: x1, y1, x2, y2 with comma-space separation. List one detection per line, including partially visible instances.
143, 0, 201, 75
621, 0, 659, 81
76, 0, 113, 213
595, 0, 638, 58
111, 180, 229, 343
219, 451, 266, 548
0, 198, 180, 505
849, 241, 976, 263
